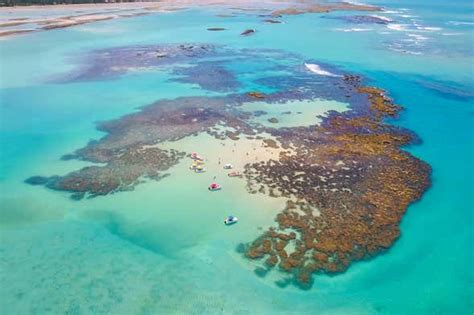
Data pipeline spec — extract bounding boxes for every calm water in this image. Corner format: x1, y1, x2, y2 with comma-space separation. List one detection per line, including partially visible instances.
0, 0, 473, 314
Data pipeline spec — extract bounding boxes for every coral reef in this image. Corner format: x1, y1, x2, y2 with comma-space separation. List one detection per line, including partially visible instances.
26, 96, 255, 198
26, 44, 430, 288
271, 3, 380, 17
326, 15, 393, 25
244, 81, 431, 287
248, 91, 266, 99
28, 147, 184, 200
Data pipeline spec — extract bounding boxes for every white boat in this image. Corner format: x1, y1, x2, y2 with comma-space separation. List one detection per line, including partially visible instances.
224, 215, 238, 225
223, 163, 233, 169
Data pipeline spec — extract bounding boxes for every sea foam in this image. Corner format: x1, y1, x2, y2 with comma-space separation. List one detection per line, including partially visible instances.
304, 63, 341, 77
417, 26, 442, 31
447, 21, 474, 26
387, 24, 408, 31
370, 15, 393, 22
335, 28, 372, 32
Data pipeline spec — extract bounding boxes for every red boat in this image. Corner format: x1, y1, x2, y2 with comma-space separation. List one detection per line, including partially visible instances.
208, 183, 222, 191
190, 152, 203, 160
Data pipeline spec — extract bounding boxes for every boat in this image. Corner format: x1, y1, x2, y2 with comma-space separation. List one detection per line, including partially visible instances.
208, 183, 222, 191
228, 171, 242, 177
190, 159, 205, 170
190, 152, 203, 160
223, 163, 233, 169
155, 52, 168, 58
195, 165, 206, 173
224, 215, 238, 225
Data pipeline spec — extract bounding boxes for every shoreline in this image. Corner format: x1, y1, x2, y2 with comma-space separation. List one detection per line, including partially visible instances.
0, 1, 166, 11
0, 1, 185, 37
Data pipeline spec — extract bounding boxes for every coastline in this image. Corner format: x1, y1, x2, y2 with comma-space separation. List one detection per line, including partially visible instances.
0, 2, 181, 37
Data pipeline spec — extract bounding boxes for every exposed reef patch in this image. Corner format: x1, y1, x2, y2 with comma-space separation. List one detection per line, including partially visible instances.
244, 81, 431, 287
241, 29, 256, 36
27, 147, 184, 200
271, 3, 381, 17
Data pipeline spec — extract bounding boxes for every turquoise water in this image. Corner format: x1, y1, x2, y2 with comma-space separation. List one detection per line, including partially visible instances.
0, 1, 473, 314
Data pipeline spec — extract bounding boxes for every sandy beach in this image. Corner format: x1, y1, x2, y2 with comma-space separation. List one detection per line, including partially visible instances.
0, 2, 181, 36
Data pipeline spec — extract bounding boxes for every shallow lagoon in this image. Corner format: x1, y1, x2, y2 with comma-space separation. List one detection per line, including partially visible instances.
0, 0, 473, 314
241, 99, 348, 128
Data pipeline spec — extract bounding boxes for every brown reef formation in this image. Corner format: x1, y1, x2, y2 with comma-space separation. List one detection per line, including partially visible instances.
27, 147, 184, 200
26, 96, 256, 199
247, 91, 266, 99
271, 2, 381, 17
244, 77, 431, 287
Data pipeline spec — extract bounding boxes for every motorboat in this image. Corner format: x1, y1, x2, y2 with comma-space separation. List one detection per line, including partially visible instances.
208, 183, 222, 191
228, 171, 242, 177
223, 163, 233, 169
224, 215, 238, 225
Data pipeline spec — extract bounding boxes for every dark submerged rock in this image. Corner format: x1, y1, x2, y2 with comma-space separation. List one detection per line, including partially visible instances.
327, 15, 393, 25
263, 19, 282, 24
241, 29, 256, 36
24, 176, 50, 185
207, 27, 226, 31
